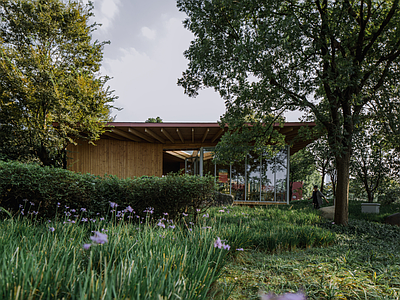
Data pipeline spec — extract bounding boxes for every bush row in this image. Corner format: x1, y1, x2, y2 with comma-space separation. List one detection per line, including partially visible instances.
0, 160, 215, 220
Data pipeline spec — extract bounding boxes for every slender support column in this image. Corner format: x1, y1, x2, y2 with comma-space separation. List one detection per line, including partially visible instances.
286, 145, 290, 204
274, 155, 277, 202
185, 158, 188, 174
229, 163, 232, 195
245, 156, 248, 201
260, 152, 262, 201
214, 161, 217, 184
199, 147, 204, 177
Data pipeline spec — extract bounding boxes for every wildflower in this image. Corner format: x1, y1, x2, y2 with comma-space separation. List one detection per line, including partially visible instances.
64, 212, 71, 217
49, 227, 55, 232
214, 237, 223, 248
109, 202, 118, 208
100, 217, 105, 221
236, 248, 244, 251
169, 225, 175, 229
70, 209, 76, 213
218, 210, 224, 212
83, 243, 91, 250
81, 218, 88, 222
188, 228, 192, 231
80, 208, 87, 212
163, 212, 168, 216
189, 222, 194, 225
125, 206, 134, 213
71, 220, 76, 224
196, 209, 201, 212
57, 202, 61, 207
157, 221, 165, 228
65, 205, 69, 209
23, 199, 28, 202
144, 207, 154, 214
101, 229, 108, 232
202, 226, 212, 229
202, 213, 209, 218
90, 231, 108, 244
259, 291, 306, 300
30, 202, 35, 206
19, 204, 23, 209
21, 210, 24, 215
182, 213, 188, 217
214, 237, 230, 250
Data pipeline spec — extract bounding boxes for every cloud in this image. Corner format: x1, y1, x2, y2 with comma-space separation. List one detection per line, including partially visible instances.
141, 27, 156, 40
101, 15, 226, 122
90, 0, 121, 32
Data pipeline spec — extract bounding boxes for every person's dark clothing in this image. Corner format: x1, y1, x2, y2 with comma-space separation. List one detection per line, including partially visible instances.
312, 190, 319, 209
312, 190, 325, 209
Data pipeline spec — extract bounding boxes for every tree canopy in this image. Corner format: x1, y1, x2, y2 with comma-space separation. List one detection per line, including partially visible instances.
177, 0, 400, 225
0, 0, 116, 167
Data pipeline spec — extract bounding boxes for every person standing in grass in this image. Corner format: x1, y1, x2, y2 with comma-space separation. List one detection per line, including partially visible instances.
308, 185, 329, 209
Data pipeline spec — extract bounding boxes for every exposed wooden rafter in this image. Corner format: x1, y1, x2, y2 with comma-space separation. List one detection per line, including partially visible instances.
112, 128, 142, 142
145, 128, 165, 143
161, 128, 174, 143
128, 128, 154, 143
176, 128, 184, 143
103, 131, 125, 140
201, 128, 210, 143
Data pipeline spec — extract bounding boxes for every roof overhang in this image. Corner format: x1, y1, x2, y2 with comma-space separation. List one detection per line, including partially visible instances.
100, 122, 316, 154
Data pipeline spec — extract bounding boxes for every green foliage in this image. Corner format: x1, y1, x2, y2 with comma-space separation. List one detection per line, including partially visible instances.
0, 0, 116, 167
225, 201, 400, 299
177, 0, 400, 225
350, 121, 397, 203
0, 217, 230, 299
145, 116, 163, 123
0, 161, 215, 220
209, 205, 335, 253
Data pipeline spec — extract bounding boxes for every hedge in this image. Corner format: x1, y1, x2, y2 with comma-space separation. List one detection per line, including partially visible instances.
0, 160, 215, 220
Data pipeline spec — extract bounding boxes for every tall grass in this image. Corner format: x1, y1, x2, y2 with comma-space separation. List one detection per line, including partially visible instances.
0, 216, 229, 299
0, 202, 337, 299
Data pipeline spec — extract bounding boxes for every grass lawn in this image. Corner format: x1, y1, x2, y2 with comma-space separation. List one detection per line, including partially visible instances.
0, 200, 399, 299
218, 200, 400, 299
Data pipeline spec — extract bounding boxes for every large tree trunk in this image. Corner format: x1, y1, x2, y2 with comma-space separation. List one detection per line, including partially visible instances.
334, 152, 351, 225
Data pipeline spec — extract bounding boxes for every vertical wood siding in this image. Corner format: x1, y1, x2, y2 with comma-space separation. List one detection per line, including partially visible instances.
67, 140, 163, 178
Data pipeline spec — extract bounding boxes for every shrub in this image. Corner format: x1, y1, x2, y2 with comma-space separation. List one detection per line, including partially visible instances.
0, 161, 215, 220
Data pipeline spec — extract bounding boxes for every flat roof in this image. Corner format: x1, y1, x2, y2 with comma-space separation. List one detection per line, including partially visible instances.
101, 122, 316, 154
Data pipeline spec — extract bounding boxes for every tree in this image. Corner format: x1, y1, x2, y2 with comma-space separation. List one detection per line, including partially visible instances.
0, 0, 116, 167
289, 148, 315, 201
350, 121, 397, 203
309, 136, 335, 194
145, 117, 163, 123
177, 0, 400, 225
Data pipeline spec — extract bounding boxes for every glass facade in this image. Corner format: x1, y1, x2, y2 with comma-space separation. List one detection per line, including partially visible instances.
186, 146, 290, 203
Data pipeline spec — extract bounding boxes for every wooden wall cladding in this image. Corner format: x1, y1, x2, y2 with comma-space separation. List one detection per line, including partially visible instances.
67, 140, 163, 178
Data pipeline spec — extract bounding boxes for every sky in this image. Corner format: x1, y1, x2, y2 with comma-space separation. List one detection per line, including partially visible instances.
86, 0, 303, 123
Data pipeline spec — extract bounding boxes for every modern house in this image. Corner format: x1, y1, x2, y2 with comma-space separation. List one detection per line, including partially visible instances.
67, 122, 315, 204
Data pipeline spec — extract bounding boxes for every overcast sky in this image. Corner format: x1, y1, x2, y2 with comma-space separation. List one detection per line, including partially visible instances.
87, 0, 302, 123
